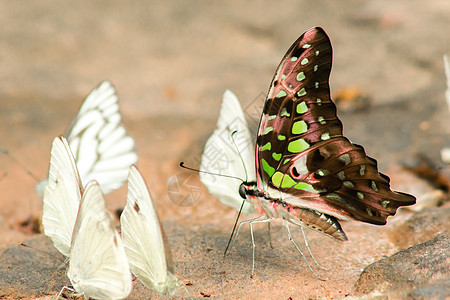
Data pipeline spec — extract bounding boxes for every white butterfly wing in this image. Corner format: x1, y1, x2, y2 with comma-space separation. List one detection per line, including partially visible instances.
444, 54, 450, 112
42, 136, 83, 257
66, 81, 138, 194
121, 165, 182, 296
36, 81, 138, 196
68, 180, 132, 299
200, 90, 256, 213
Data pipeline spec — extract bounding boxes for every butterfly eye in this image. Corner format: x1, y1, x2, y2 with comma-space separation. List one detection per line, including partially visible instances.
239, 183, 247, 199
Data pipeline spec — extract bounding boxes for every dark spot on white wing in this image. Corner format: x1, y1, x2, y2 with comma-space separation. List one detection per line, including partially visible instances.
133, 202, 140, 213
113, 235, 118, 247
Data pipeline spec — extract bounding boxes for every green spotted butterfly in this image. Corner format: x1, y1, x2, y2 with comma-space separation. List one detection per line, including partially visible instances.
200, 27, 416, 276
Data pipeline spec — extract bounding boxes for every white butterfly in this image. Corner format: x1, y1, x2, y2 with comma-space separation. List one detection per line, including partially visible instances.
43, 136, 132, 299
42, 135, 83, 257
120, 165, 183, 296
200, 90, 256, 213
36, 81, 138, 196
67, 180, 132, 299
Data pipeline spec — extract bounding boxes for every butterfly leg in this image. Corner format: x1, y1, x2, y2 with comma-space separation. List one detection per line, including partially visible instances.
247, 216, 274, 278
55, 285, 78, 299
283, 220, 327, 281
228, 215, 269, 253
180, 284, 193, 300
299, 225, 329, 271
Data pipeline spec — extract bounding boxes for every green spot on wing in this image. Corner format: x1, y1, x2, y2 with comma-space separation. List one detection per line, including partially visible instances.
283, 158, 290, 164
288, 139, 309, 153
321, 132, 330, 140
272, 153, 282, 161
296, 102, 308, 114
264, 126, 273, 135
280, 107, 290, 117
262, 159, 275, 177
294, 182, 315, 192
268, 115, 276, 120
301, 58, 309, 65
359, 165, 366, 176
302, 44, 311, 49
278, 134, 286, 141
296, 72, 306, 81
276, 90, 287, 98
292, 121, 307, 134
272, 171, 283, 187
371, 181, 378, 192
291, 56, 298, 61
281, 175, 296, 188
343, 181, 354, 188
339, 153, 351, 165
297, 88, 307, 97
261, 142, 271, 151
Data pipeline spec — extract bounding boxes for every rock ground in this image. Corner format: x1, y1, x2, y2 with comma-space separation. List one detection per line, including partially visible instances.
0, 1, 449, 299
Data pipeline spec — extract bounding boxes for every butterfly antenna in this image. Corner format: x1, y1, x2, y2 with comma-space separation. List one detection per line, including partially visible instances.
1, 148, 41, 182
179, 162, 244, 183
20, 243, 66, 264
230, 130, 249, 182
223, 200, 245, 257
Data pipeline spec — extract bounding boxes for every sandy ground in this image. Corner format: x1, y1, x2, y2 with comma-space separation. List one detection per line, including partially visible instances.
0, 1, 449, 299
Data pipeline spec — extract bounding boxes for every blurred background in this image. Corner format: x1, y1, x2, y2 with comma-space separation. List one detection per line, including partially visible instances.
0, 1, 449, 298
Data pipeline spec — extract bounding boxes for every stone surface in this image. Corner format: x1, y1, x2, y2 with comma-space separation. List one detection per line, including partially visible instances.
353, 234, 450, 299
0, 236, 68, 299
388, 207, 450, 249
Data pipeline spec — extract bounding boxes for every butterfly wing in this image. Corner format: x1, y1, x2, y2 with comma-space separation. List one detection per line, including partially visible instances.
121, 165, 182, 296
65, 81, 138, 194
36, 81, 138, 196
42, 136, 83, 257
200, 90, 256, 213
256, 27, 415, 224
68, 180, 132, 299
444, 54, 450, 109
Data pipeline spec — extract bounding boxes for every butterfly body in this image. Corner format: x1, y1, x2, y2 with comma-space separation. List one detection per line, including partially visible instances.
244, 183, 348, 241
